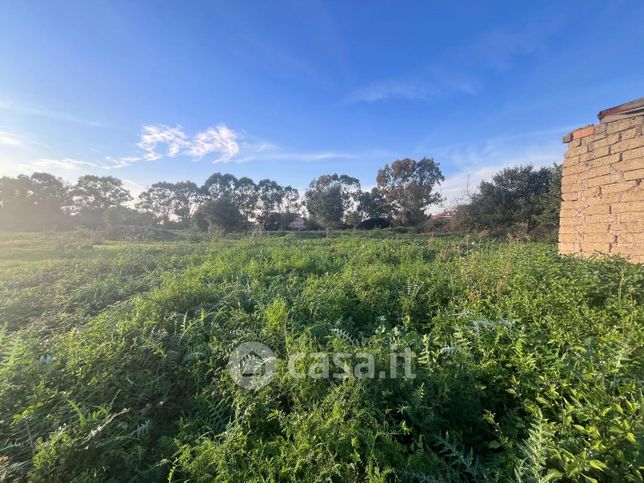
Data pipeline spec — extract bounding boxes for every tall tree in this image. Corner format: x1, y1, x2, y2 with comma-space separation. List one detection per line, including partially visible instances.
231, 177, 258, 221
256, 179, 285, 226
356, 187, 391, 220
70, 175, 132, 214
202, 173, 238, 201
193, 198, 246, 232
305, 174, 360, 228
281, 186, 301, 214
377, 158, 444, 226
137, 181, 200, 227
468, 165, 553, 233
0, 173, 69, 230
136, 182, 176, 224
172, 181, 202, 227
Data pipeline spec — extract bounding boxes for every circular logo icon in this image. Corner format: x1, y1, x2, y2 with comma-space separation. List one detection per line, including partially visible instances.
227, 341, 276, 389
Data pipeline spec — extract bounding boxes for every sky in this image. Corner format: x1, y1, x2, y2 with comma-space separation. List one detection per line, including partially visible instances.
1, 0, 643, 209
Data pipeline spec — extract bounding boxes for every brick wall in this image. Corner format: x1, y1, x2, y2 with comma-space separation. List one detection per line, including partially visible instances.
559, 102, 644, 263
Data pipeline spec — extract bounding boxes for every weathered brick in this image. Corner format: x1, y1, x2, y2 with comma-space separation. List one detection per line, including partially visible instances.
621, 127, 641, 140
581, 146, 610, 162
610, 135, 644, 154
602, 181, 638, 194
626, 222, 644, 233
580, 164, 611, 180
587, 174, 619, 188
587, 153, 621, 168
618, 212, 644, 223
584, 204, 610, 215
580, 242, 611, 253
571, 125, 595, 140
562, 182, 583, 194
587, 193, 621, 205
558, 243, 580, 253
586, 213, 613, 224
561, 192, 579, 201
610, 200, 644, 213
560, 207, 582, 218
583, 232, 615, 243
581, 222, 610, 234
566, 144, 588, 157
559, 234, 580, 245
616, 232, 644, 244
610, 244, 644, 256
622, 146, 644, 161
622, 188, 644, 202
607, 118, 636, 134
562, 162, 587, 176
590, 132, 620, 150
624, 169, 644, 181
613, 159, 644, 172
559, 225, 578, 234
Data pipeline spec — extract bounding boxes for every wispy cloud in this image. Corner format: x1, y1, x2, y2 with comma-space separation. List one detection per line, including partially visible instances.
137, 125, 188, 161
346, 79, 433, 103
0, 130, 23, 146
188, 125, 240, 161
106, 123, 350, 168
346, 21, 561, 105
133, 124, 239, 164
20, 158, 98, 172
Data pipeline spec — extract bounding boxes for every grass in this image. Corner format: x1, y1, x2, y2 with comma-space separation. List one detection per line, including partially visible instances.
0, 232, 642, 481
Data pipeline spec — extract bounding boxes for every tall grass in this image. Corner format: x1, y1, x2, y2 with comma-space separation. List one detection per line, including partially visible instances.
0, 234, 641, 481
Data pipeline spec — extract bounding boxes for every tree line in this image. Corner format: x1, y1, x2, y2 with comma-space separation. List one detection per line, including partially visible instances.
0, 158, 561, 237
0, 157, 445, 232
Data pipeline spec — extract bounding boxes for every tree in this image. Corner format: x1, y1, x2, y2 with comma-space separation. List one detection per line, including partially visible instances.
534, 164, 562, 235
356, 188, 391, 220
376, 158, 444, 226
256, 179, 285, 227
71, 175, 132, 214
137, 181, 200, 227
0, 173, 70, 230
136, 182, 176, 225
468, 165, 552, 233
172, 181, 202, 227
281, 186, 301, 214
305, 174, 360, 228
201, 173, 238, 201
193, 199, 246, 232
231, 177, 258, 221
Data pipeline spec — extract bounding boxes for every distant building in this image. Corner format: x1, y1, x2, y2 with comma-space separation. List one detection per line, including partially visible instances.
433, 210, 454, 219
288, 215, 306, 230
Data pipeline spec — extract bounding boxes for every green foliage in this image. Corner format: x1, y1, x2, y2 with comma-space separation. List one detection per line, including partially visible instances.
0, 233, 641, 481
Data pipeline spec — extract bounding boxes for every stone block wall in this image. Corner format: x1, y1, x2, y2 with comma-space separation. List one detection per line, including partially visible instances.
559, 100, 644, 263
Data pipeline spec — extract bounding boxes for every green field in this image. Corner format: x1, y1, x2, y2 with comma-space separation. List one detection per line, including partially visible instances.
0, 233, 642, 481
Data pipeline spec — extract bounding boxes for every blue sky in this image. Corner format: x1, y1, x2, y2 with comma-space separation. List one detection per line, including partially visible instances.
1, 0, 642, 208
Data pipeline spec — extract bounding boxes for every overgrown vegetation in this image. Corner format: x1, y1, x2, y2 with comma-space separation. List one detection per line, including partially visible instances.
0, 233, 641, 481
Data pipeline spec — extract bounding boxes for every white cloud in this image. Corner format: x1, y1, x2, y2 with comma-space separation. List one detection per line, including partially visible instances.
137, 124, 189, 161
0, 130, 22, 146
104, 156, 142, 169
189, 125, 240, 162
23, 158, 97, 171
131, 124, 241, 164
108, 123, 347, 168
